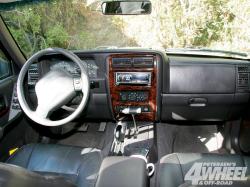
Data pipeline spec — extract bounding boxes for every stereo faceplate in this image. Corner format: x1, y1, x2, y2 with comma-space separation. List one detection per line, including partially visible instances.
115, 72, 151, 85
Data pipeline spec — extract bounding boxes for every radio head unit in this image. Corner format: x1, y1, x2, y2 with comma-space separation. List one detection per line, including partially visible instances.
115, 72, 151, 85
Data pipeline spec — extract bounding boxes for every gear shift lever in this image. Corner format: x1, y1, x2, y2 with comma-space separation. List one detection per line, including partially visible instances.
121, 107, 142, 138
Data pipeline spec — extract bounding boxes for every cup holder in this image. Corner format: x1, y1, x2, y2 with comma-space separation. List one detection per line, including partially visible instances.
130, 155, 155, 177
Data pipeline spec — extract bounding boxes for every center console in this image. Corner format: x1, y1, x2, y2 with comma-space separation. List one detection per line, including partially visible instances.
95, 156, 148, 187
108, 54, 158, 121
107, 54, 158, 182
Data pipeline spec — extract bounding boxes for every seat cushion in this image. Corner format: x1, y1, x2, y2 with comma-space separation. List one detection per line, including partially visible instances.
6, 144, 103, 187
158, 153, 250, 187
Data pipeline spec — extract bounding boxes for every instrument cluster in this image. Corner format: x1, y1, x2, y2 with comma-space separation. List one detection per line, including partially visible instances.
49, 59, 98, 78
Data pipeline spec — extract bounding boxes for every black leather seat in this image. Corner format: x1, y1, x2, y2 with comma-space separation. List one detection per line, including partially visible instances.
5, 143, 102, 187
0, 163, 76, 187
158, 153, 250, 187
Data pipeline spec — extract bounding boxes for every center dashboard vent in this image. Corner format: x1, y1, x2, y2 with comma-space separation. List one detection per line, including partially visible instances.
237, 65, 250, 92
133, 57, 154, 68
112, 58, 132, 68
111, 57, 154, 68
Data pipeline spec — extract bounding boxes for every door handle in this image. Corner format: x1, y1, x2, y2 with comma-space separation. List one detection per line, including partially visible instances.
188, 98, 207, 107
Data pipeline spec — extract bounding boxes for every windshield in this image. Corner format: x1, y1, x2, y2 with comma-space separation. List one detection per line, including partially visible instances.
0, 0, 250, 58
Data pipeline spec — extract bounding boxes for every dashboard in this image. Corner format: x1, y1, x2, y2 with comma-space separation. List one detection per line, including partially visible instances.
26, 49, 250, 122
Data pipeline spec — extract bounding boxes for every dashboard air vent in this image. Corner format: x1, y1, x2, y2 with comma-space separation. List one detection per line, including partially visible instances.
238, 66, 249, 72
237, 65, 250, 92
112, 58, 132, 68
133, 57, 154, 68
28, 64, 39, 86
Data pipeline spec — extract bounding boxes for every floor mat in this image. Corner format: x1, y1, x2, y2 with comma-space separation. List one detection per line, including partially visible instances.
156, 123, 224, 159
55, 122, 115, 155
173, 125, 223, 153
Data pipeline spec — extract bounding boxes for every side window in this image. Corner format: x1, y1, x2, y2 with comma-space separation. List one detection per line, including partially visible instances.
0, 49, 11, 80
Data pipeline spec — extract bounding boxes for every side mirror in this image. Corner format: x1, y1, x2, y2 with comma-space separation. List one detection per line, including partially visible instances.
101, 0, 152, 15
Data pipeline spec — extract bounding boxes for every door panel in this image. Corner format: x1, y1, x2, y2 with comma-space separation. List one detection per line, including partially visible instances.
0, 47, 21, 137
0, 76, 15, 126
0, 47, 25, 161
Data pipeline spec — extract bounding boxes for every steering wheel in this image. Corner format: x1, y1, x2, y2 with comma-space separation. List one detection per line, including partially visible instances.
17, 48, 90, 126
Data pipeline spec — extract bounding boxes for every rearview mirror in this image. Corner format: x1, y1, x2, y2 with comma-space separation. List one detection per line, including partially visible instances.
101, 0, 152, 15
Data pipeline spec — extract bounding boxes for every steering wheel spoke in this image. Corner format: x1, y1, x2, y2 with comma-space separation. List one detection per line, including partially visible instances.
34, 105, 50, 119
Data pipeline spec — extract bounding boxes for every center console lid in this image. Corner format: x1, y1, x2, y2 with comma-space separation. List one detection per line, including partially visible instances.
95, 156, 147, 187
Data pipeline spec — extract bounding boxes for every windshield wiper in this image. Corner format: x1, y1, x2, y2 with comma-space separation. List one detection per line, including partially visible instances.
166, 48, 249, 59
